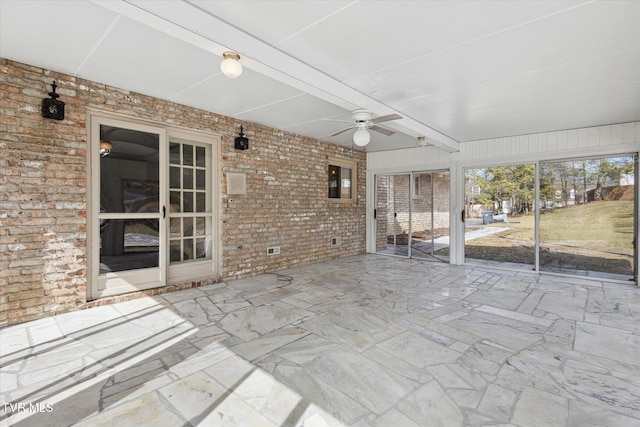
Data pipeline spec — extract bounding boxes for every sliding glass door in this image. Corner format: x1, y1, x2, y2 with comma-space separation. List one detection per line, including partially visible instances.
375, 171, 450, 260
463, 156, 636, 281
539, 156, 636, 280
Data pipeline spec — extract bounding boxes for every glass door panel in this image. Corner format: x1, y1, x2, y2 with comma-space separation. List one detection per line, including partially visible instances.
168, 140, 213, 264
374, 175, 390, 253
411, 171, 450, 261
375, 175, 410, 256
100, 219, 159, 272
464, 165, 535, 270
99, 125, 161, 274
539, 156, 636, 280
93, 121, 166, 297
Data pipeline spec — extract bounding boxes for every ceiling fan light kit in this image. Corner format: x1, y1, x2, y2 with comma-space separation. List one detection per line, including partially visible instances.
331, 109, 402, 147
353, 124, 371, 146
221, 51, 242, 78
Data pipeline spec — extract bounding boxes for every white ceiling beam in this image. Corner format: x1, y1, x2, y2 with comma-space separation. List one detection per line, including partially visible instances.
91, 0, 460, 152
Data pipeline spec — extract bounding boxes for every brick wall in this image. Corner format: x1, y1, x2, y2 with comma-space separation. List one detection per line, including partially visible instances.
374, 173, 450, 250
375, 177, 389, 250
407, 173, 450, 232
0, 58, 366, 326
222, 129, 366, 277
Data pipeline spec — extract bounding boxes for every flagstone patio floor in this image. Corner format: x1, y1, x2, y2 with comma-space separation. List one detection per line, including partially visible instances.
1, 254, 639, 426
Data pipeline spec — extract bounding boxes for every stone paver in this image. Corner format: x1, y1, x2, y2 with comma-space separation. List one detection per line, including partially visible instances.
1, 254, 639, 426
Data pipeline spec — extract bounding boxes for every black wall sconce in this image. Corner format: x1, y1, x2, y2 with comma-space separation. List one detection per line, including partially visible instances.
234, 126, 249, 150
41, 81, 65, 121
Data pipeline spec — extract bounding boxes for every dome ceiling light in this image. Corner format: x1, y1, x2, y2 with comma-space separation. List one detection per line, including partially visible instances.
220, 51, 243, 79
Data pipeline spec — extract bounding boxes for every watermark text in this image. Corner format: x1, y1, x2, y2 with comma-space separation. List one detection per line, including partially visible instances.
1, 402, 53, 414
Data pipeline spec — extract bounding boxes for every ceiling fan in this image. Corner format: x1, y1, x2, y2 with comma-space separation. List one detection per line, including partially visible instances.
331, 109, 402, 147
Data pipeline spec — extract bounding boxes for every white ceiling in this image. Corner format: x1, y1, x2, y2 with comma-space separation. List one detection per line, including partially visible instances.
1, 0, 638, 152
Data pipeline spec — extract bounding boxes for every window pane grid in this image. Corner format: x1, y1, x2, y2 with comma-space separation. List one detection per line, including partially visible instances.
169, 216, 211, 261
169, 140, 212, 264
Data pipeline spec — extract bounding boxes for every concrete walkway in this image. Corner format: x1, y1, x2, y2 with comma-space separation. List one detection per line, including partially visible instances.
382, 225, 512, 255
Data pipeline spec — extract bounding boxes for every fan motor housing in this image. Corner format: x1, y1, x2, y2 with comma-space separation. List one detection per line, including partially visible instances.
352, 109, 371, 123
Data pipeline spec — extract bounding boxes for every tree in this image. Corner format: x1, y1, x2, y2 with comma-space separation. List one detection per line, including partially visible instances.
475, 165, 535, 214
469, 156, 635, 218
539, 163, 556, 207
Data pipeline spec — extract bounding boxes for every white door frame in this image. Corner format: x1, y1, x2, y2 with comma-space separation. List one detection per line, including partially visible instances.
88, 114, 167, 299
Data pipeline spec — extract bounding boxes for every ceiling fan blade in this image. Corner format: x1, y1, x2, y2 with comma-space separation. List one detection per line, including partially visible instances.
370, 125, 396, 136
330, 127, 354, 137
370, 113, 402, 124
321, 118, 354, 124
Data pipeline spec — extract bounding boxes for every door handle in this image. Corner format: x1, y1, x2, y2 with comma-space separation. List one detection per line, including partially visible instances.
162, 206, 166, 219
461, 209, 465, 223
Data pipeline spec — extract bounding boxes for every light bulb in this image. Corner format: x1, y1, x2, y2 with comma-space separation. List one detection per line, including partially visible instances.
221, 52, 242, 78
352, 125, 370, 146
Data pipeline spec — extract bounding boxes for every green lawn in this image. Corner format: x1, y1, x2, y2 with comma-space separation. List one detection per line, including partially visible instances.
540, 201, 634, 253
462, 200, 634, 275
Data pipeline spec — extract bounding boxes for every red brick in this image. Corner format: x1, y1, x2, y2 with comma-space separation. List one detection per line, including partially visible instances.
1, 57, 365, 326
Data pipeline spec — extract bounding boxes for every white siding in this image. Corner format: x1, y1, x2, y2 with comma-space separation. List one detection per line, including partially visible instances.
368, 122, 640, 170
